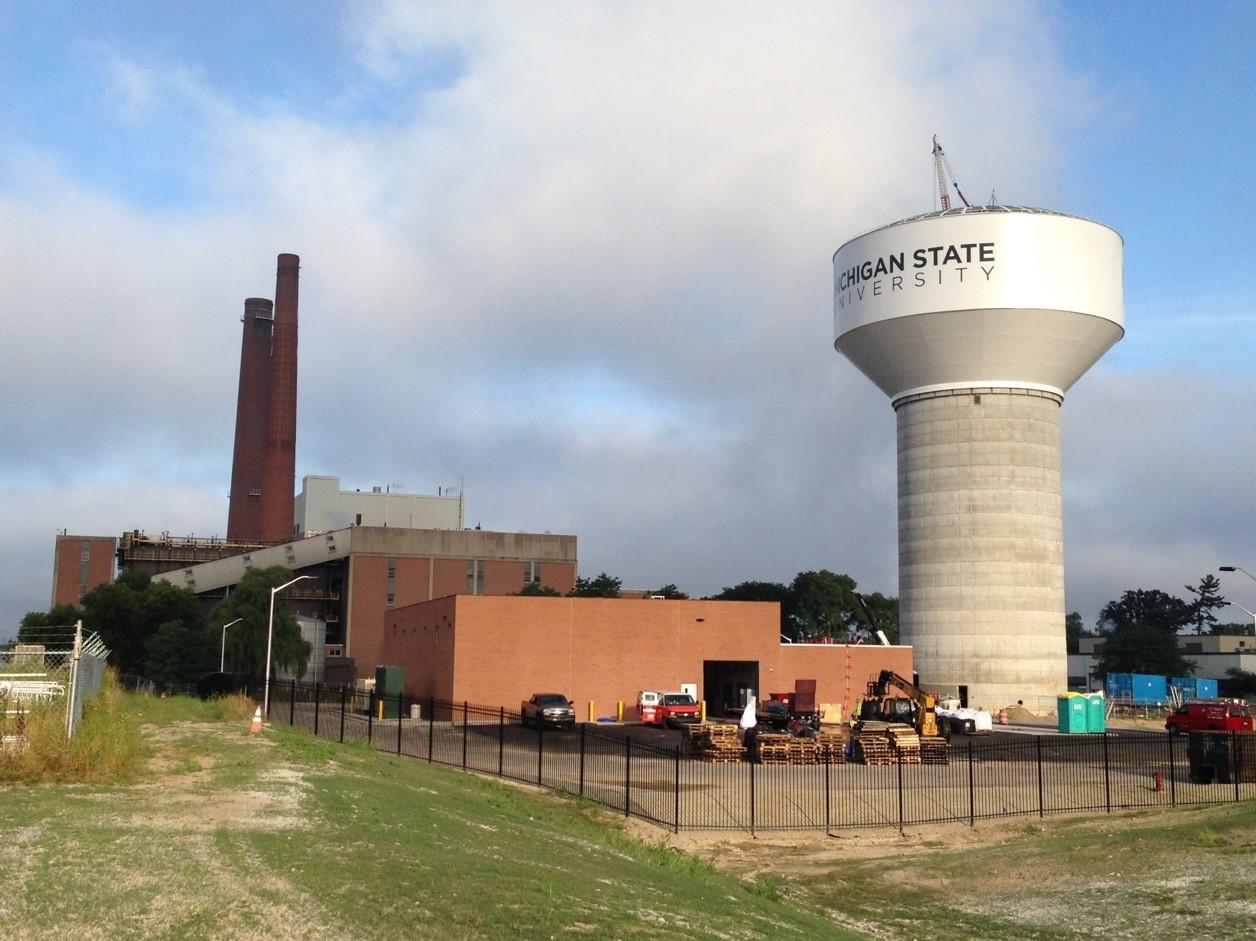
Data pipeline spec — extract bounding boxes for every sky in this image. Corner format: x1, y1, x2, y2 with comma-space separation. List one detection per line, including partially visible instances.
2, 1, 1255, 636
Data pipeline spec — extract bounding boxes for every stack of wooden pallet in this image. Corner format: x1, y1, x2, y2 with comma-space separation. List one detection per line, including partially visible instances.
886, 725, 922, 764
685, 722, 746, 762
920, 735, 950, 764
755, 732, 793, 765
851, 725, 895, 765
814, 730, 846, 764
786, 737, 817, 764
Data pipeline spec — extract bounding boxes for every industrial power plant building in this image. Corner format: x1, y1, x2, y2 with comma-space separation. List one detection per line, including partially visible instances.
833, 205, 1124, 712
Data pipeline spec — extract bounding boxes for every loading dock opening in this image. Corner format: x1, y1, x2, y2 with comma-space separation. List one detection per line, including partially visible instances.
703, 660, 759, 718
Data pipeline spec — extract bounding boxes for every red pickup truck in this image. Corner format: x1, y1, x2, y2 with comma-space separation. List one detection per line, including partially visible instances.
645, 692, 700, 729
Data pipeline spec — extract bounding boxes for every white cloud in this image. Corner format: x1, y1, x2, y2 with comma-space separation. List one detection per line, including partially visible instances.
6, 3, 1246, 634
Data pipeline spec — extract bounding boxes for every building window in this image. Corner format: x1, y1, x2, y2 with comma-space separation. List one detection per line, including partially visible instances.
1184, 643, 1202, 654
386, 558, 396, 607
466, 559, 484, 595
523, 561, 542, 586
386, 592, 395, 608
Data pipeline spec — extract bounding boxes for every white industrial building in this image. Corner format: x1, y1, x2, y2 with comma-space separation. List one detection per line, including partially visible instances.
294, 475, 463, 536
833, 204, 1124, 712
1069, 634, 1256, 690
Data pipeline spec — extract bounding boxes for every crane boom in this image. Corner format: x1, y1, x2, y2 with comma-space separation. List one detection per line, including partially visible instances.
931, 134, 971, 210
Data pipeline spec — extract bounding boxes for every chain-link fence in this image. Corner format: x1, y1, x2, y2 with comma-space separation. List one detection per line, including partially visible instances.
1, 622, 109, 745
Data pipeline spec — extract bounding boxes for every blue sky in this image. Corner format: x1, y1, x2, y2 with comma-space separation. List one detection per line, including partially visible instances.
2, 1, 1254, 633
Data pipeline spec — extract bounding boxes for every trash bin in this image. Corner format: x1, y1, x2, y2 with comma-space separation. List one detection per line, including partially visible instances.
1057, 694, 1087, 733
1084, 693, 1106, 733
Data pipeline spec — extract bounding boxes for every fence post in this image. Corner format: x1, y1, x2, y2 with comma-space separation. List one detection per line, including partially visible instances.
498, 707, 505, 777
824, 747, 831, 835
1036, 736, 1044, 817
1102, 733, 1111, 813
579, 723, 586, 797
338, 685, 346, 743
289, 679, 296, 727
967, 740, 975, 827
673, 746, 681, 833
462, 701, 469, 770
749, 754, 756, 838
313, 683, 321, 736
624, 736, 631, 817
1167, 731, 1176, 805
896, 746, 905, 834
1233, 731, 1241, 803
396, 694, 403, 755
538, 724, 545, 786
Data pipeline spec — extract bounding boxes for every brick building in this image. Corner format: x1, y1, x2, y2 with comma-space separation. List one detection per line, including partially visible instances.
50, 534, 118, 606
382, 595, 913, 721
152, 525, 577, 676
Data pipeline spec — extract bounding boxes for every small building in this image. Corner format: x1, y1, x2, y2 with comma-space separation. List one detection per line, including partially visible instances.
381, 595, 913, 721
295, 475, 463, 536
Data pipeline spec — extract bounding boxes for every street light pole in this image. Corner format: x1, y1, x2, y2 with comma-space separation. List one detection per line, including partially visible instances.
263, 575, 314, 718
220, 617, 244, 673
1218, 566, 1256, 637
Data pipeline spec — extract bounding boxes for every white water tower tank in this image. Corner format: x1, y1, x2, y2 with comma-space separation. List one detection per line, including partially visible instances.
832, 206, 1123, 712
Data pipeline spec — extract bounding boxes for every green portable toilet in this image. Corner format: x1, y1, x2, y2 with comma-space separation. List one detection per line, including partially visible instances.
1084, 694, 1106, 733
1057, 693, 1087, 733
375, 665, 405, 719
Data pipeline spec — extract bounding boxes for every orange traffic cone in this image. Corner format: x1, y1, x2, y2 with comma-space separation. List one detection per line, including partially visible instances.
250, 706, 263, 734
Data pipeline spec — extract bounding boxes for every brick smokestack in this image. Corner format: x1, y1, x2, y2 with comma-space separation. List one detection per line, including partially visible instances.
226, 297, 274, 543
259, 253, 300, 543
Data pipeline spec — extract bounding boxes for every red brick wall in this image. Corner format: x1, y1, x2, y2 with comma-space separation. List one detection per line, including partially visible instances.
777, 644, 914, 721
381, 596, 912, 722
347, 555, 387, 671
384, 595, 457, 702
51, 535, 116, 607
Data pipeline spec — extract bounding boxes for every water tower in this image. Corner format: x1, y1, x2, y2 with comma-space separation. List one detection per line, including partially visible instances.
832, 205, 1123, 711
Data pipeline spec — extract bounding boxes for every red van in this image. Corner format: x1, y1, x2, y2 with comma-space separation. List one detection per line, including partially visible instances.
1165, 701, 1253, 734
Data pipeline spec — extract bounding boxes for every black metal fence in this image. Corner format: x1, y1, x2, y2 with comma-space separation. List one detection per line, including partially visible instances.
258, 680, 1256, 834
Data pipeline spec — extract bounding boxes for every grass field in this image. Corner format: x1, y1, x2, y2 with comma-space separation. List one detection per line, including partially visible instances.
2, 693, 1253, 940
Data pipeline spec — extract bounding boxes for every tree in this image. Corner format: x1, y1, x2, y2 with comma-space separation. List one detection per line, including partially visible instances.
1065, 610, 1085, 654
1093, 625, 1195, 677
650, 584, 686, 599
1221, 667, 1256, 698
854, 591, 900, 644
1185, 574, 1226, 635
1093, 588, 1195, 678
787, 570, 861, 642
19, 604, 83, 638
144, 620, 214, 686
568, 572, 622, 598
80, 580, 146, 674
516, 582, 561, 597
708, 581, 790, 603
1097, 589, 1193, 634
211, 566, 313, 679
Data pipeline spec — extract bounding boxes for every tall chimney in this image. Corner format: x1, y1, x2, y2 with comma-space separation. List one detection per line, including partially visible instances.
226, 297, 274, 543
259, 253, 300, 543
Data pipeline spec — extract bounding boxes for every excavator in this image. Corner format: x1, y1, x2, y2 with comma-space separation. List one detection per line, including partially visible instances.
857, 670, 945, 740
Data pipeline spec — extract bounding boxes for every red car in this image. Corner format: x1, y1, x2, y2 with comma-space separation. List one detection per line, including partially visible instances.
1165, 701, 1252, 734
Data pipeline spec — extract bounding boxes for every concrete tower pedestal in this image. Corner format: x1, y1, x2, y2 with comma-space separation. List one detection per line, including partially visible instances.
897, 387, 1065, 712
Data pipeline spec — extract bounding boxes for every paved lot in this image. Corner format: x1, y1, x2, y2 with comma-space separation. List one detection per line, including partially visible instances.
278, 701, 1252, 832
